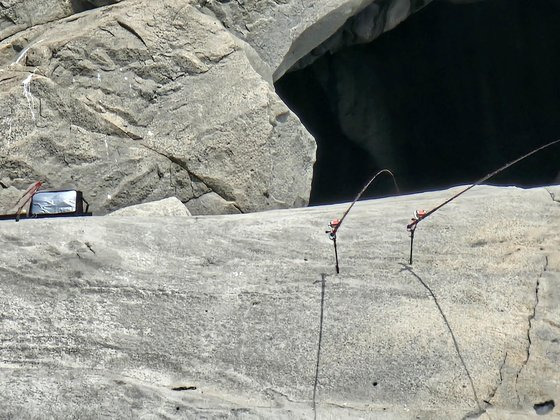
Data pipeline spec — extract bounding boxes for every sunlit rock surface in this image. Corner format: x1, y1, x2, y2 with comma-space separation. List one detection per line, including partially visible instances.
0, 0, 441, 215
107, 197, 191, 217
200, 0, 433, 80
0, 0, 315, 215
0, 185, 558, 418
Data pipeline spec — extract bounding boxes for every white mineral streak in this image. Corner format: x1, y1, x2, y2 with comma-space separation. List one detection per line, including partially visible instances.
13, 39, 45, 65
22, 73, 36, 121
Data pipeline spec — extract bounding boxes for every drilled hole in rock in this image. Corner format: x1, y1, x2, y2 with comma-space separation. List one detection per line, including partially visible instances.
534, 400, 555, 415
275, 0, 560, 205
171, 386, 197, 391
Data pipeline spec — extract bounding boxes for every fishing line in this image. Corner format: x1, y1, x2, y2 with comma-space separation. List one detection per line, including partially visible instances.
326, 169, 400, 274
13, 181, 42, 222
407, 138, 560, 264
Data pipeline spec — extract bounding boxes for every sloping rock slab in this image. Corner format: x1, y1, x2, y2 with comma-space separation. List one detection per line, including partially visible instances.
0, 186, 558, 418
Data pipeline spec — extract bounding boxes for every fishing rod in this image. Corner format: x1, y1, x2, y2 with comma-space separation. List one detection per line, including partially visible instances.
406, 138, 560, 264
326, 169, 400, 274
13, 181, 42, 222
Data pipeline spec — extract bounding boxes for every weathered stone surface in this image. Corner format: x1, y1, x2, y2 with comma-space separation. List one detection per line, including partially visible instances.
0, 185, 558, 418
107, 197, 191, 217
0, 0, 73, 41
184, 191, 242, 215
0, 0, 315, 215
0, 0, 123, 42
200, 0, 434, 80
0, 185, 23, 213
547, 185, 560, 203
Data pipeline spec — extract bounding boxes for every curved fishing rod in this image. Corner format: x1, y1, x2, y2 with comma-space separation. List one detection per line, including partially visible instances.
326, 169, 400, 274
406, 138, 560, 264
14, 181, 42, 222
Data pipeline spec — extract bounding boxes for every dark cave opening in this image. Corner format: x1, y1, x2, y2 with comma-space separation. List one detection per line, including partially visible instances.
70, 0, 97, 12
70, 0, 116, 13
275, 0, 560, 205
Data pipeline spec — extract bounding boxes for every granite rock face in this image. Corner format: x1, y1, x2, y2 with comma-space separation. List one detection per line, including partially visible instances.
0, 0, 441, 215
0, 0, 75, 41
107, 196, 191, 217
0, 185, 558, 418
0, 0, 315, 215
0, 0, 123, 41
200, 0, 434, 80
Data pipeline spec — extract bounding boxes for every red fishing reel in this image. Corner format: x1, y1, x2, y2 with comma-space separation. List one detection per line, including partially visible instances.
407, 209, 427, 232
414, 209, 427, 220
326, 218, 341, 240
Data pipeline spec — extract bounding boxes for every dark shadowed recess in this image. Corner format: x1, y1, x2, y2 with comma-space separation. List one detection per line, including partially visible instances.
276, 0, 560, 205
71, 0, 117, 13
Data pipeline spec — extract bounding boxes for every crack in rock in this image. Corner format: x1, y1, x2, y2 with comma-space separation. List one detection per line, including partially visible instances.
85, 242, 96, 254
514, 255, 548, 406
116, 19, 148, 48
483, 351, 507, 407
140, 143, 243, 213
545, 187, 559, 203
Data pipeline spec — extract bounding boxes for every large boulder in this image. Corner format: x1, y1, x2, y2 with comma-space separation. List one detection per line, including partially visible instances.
0, 0, 445, 216
200, 0, 434, 80
0, 185, 558, 418
0, 0, 315, 215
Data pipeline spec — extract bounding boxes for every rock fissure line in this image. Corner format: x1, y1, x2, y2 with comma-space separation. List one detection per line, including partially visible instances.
84, 242, 96, 254
182, 190, 211, 204
264, 387, 298, 404
115, 19, 148, 48
0, 75, 18, 85
140, 143, 243, 212
545, 187, 559, 203
140, 143, 200, 186
514, 255, 548, 406
483, 352, 507, 406
98, 26, 116, 37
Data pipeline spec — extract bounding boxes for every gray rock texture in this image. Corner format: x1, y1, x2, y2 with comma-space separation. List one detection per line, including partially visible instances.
0, 0, 123, 41
0, 0, 316, 215
0, 185, 558, 418
200, 0, 434, 80
107, 197, 191, 217
0, 0, 442, 216
0, 0, 75, 41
